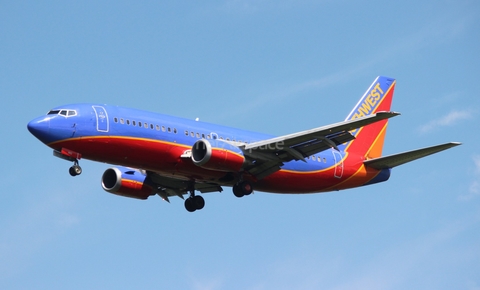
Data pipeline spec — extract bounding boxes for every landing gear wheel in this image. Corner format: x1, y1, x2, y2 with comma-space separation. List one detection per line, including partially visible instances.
233, 185, 244, 198
185, 198, 197, 212
242, 181, 253, 196
184, 195, 205, 212
184, 188, 205, 212
233, 181, 253, 198
69, 164, 82, 176
193, 195, 205, 210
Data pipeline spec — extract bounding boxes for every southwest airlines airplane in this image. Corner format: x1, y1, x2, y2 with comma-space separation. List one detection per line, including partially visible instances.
28, 76, 460, 212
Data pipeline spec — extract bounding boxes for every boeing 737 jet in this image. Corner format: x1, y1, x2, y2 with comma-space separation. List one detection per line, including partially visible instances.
27, 76, 460, 212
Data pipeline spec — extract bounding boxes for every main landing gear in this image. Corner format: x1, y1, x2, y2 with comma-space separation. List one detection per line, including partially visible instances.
183, 181, 253, 212
69, 160, 82, 177
233, 180, 253, 198
184, 190, 205, 212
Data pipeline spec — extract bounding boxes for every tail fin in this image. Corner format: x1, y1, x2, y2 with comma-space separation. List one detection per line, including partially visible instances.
343, 76, 396, 158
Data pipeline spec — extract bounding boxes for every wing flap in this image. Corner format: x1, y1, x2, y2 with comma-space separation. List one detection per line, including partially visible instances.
363, 142, 461, 169
148, 171, 223, 196
245, 161, 283, 180
291, 131, 355, 157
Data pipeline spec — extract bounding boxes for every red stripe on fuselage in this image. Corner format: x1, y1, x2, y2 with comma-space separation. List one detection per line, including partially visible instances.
49, 136, 384, 193
50, 136, 230, 181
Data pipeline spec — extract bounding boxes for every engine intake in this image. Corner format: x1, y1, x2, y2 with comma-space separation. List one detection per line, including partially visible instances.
191, 139, 245, 172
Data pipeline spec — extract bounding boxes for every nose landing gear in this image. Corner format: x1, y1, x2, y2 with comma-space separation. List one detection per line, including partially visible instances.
69, 160, 82, 176
53, 149, 83, 177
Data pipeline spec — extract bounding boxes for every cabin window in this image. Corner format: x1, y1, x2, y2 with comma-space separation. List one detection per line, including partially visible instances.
173, 128, 177, 134
190, 132, 194, 137
150, 124, 154, 129
220, 137, 224, 140
162, 126, 166, 132
323, 158, 326, 163
317, 156, 321, 162
196, 133, 200, 138
114, 117, 118, 123
207, 135, 211, 139
120, 118, 124, 124
202, 133, 205, 139
144, 123, 148, 128
226, 138, 230, 141
126, 120, 130, 125
167, 127, 171, 133
132, 120, 136, 126
156, 125, 160, 131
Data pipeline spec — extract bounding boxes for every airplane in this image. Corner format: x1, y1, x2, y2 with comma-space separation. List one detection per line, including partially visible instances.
27, 76, 461, 212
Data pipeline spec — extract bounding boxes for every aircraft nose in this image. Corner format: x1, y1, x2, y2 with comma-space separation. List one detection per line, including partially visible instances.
27, 117, 50, 142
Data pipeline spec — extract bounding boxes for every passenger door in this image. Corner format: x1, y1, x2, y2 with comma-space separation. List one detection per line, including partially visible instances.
92, 106, 109, 132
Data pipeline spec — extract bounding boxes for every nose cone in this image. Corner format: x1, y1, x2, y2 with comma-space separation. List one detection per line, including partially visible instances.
27, 117, 50, 143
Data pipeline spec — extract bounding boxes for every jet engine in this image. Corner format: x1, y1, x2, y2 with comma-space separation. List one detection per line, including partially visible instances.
101, 167, 155, 200
191, 139, 245, 172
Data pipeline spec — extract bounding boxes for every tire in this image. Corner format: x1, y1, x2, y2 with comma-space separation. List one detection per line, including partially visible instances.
74, 165, 82, 175
194, 195, 205, 210
184, 198, 197, 212
241, 181, 253, 195
69, 166, 77, 176
233, 185, 244, 198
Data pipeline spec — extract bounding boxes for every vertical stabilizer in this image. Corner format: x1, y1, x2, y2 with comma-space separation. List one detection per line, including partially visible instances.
343, 76, 396, 158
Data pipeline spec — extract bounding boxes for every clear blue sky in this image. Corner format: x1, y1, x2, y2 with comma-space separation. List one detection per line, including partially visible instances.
1, 1, 479, 289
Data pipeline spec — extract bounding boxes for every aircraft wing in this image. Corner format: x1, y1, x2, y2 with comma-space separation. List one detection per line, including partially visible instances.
147, 171, 223, 202
242, 111, 399, 179
363, 142, 461, 169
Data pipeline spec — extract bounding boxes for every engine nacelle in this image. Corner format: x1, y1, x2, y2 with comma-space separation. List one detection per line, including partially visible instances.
101, 167, 154, 200
191, 139, 245, 172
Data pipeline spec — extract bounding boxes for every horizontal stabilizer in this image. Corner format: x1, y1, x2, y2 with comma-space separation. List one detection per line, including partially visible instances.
364, 142, 461, 169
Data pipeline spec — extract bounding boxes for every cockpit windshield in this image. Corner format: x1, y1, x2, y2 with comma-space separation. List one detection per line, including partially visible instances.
47, 109, 77, 117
